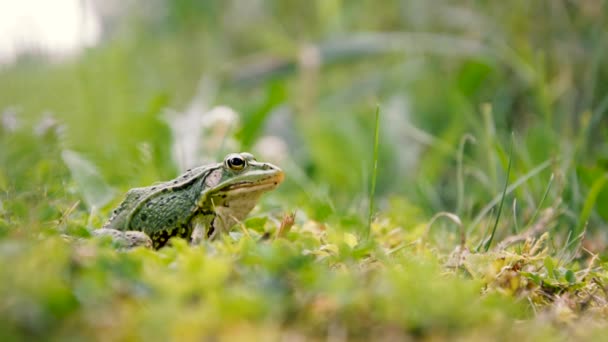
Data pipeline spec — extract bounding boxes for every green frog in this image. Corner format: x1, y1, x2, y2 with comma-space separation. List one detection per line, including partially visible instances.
94, 152, 284, 249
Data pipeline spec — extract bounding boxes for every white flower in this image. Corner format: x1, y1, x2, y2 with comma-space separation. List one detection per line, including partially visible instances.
163, 77, 240, 170
253, 135, 288, 165
1, 107, 19, 132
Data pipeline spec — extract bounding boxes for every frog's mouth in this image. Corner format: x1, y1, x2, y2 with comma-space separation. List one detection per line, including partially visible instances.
223, 172, 285, 194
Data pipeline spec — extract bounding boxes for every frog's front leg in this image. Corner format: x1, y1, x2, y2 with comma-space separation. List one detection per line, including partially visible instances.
190, 214, 217, 245
93, 228, 153, 249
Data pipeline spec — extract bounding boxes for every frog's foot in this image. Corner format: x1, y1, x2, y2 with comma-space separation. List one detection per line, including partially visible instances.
92, 228, 153, 249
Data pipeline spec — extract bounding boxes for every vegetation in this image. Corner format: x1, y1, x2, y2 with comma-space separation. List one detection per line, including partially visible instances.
1, 1, 608, 340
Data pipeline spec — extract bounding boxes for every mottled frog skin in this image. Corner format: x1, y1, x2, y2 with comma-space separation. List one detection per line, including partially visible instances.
96, 152, 284, 249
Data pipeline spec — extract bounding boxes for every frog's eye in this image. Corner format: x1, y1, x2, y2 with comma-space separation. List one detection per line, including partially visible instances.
224, 154, 247, 171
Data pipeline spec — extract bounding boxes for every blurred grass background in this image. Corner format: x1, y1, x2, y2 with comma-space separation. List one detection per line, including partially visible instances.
1, 0, 608, 340
3, 0, 607, 241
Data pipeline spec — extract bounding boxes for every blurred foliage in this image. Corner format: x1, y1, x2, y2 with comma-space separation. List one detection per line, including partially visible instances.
1, 0, 608, 340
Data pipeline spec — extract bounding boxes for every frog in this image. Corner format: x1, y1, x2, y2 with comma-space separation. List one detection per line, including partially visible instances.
93, 152, 284, 249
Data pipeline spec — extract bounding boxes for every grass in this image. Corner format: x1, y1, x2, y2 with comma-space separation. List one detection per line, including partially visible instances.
1, 1, 608, 340
366, 104, 381, 240
478, 133, 513, 252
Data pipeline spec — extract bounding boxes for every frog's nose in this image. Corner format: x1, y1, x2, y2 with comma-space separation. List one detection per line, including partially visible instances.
263, 162, 284, 181
262, 163, 279, 171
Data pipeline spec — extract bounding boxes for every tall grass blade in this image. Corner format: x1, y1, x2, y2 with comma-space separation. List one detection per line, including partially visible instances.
456, 134, 476, 216
573, 173, 608, 247
512, 199, 519, 234
366, 105, 381, 240
479, 134, 513, 252
468, 159, 553, 235
525, 173, 555, 230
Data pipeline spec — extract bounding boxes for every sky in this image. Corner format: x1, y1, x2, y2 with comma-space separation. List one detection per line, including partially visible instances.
0, 0, 101, 64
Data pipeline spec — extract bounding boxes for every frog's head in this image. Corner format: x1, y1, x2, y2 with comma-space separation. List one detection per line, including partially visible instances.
200, 152, 284, 212
212, 152, 284, 192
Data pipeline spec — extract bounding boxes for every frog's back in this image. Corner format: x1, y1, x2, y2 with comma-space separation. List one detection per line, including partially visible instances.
129, 178, 205, 235
105, 165, 213, 236
102, 187, 153, 230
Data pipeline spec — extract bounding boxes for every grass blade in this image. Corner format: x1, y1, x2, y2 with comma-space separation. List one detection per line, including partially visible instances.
478, 134, 514, 252
525, 173, 555, 230
467, 158, 553, 235
457, 134, 477, 216
573, 173, 608, 246
366, 105, 381, 240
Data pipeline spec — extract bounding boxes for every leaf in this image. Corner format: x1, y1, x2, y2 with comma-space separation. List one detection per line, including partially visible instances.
564, 270, 576, 285
521, 272, 541, 285
319, 244, 339, 255
344, 233, 359, 249
61, 150, 116, 209
244, 217, 268, 231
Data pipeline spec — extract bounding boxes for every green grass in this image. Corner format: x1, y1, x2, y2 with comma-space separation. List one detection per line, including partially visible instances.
366, 104, 381, 240
1, 1, 608, 340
